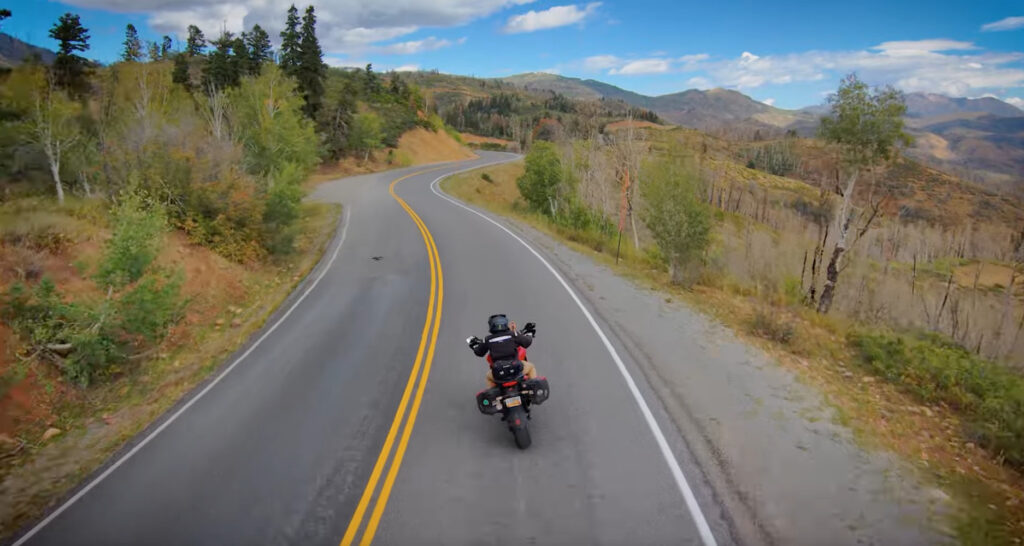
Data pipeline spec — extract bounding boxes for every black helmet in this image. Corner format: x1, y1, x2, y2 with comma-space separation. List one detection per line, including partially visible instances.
488, 314, 510, 334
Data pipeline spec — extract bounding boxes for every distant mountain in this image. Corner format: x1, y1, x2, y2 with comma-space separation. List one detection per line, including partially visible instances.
904, 92, 1023, 118
0, 33, 57, 67
501, 73, 810, 130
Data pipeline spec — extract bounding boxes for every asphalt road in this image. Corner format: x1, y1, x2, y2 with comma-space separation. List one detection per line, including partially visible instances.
13, 152, 734, 545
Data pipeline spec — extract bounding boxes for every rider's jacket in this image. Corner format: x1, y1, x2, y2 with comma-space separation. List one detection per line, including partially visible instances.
473, 329, 533, 361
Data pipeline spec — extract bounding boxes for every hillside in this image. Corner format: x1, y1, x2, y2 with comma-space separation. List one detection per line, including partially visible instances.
0, 33, 57, 67
499, 73, 1024, 192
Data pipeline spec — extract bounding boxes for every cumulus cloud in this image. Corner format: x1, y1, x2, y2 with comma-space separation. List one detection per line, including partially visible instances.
393, 64, 420, 72
692, 39, 1024, 97
609, 58, 671, 75
762, 98, 776, 106
373, 36, 463, 55
981, 16, 1024, 32
686, 76, 712, 89
1006, 96, 1024, 108
582, 54, 620, 70
503, 3, 600, 33
61, 0, 536, 53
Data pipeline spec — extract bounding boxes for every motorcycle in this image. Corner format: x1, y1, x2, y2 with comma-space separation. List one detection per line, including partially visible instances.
468, 322, 550, 449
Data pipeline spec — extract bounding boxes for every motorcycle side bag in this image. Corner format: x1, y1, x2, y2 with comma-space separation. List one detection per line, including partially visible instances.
476, 387, 501, 415
523, 377, 550, 405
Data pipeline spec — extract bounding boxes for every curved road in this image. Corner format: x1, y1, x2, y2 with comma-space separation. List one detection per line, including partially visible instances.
13, 152, 735, 545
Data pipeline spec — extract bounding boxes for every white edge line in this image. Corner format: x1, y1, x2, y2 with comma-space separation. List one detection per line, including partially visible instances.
14, 209, 353, 546
429, 161, 718, 546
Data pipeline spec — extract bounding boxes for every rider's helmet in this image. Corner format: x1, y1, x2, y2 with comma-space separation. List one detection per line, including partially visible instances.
488, 314, 510, 334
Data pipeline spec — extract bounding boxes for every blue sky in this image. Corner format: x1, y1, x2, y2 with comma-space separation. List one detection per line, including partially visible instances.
4, 0, 1024, 109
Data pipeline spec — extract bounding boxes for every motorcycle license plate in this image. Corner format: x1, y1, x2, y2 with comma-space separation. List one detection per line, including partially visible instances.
504, 396, 522, 408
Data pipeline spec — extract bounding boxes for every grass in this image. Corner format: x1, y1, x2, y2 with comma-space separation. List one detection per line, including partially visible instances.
441, 159, 1024, 544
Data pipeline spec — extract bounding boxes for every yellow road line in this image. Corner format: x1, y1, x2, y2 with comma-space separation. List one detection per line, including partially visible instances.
359, 199, 444, 545
340, 167, 447, 546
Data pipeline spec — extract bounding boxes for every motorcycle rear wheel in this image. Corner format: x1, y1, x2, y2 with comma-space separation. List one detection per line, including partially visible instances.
512, 423, 531, 449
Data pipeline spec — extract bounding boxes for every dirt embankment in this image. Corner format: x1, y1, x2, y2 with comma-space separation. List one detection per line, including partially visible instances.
309, 127, 476, 186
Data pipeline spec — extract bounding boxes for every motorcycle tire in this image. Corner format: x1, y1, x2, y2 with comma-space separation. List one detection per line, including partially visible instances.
507, 407, 532, 449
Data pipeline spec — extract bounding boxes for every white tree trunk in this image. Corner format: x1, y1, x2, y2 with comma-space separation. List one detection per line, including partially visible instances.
817, 169, 859, 313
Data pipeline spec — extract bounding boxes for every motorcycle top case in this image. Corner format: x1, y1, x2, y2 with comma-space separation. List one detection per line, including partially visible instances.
523, 377, 550, 405
490, 360, 524, 382
476, 387, 502, 415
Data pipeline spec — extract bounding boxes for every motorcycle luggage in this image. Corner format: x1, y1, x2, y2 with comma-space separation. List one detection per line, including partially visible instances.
476, 387, 501, 415
491, 360, 524, 382
523, 377, 550, 405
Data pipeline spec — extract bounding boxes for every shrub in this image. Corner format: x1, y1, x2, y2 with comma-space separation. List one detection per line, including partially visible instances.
261, 169, 304, 255
481, 172, 494, 184
96, 193, 166, 288
116, 271, 184, 343
517, 141, 563, 215
640, 156, 713, 285
750, 309, 796, 344
850, 329, 1024, 469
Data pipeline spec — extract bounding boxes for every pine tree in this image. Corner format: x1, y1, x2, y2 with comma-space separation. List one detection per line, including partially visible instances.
297, 5, 325, 117
147, 40, 160, 62
49, 12, 90, 94
246, 24, 272, 75
279, 5, 301, 76
202, 31, 240, 90
172, 52, 191, 90
231, 33, 248, 81
186, 24, 206, 56
122, 23, 143, 62
0, 9, 11, 31
160, 35, 173, 59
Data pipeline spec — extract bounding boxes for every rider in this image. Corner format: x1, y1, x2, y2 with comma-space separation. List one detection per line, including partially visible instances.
469, 314, 539, 388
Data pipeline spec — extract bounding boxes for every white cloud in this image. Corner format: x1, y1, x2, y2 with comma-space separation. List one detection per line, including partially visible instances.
583, 54, 621, 70
686, 76, 712, 89
538, 67, 561, 74
872, 39, 977, 57
678, 53, 709, 63
61, 0, 537, 53
1005, 97, 1024, 108
691, 39, 1024, 97
982, 16, 1024, 32
325, 57, 369, 68
373, 36, 461, 55
394, 64, 420, 72
762, 98, 776, 106
609, 58, 671, 75
503, 3, 600, 33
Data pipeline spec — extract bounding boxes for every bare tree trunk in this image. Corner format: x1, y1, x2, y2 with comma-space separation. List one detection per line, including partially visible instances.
50, 159, 65, 205
817, 169, 859, 313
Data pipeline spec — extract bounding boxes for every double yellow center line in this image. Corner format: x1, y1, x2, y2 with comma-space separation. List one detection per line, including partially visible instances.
340, 168, 447, 546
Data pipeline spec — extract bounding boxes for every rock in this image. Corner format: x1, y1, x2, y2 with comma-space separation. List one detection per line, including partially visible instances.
861, 376, 875, 383
230, 319, 242, 328
966, 442, 975, 450
922, 407, 934, 417
842, 371, 854, 379
215, 318, 225, 327
41, 427, 62, 441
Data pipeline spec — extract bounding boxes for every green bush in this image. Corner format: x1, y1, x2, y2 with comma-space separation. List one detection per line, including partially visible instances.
116, 271, 184, 343
2, 271, 184, 386
851, 330, 1024, 468
640, 157, 713, 285
96, 193, 166, 288
261, 166, 304, 255
517, 141, 563, 215
481, 172, 494, 183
